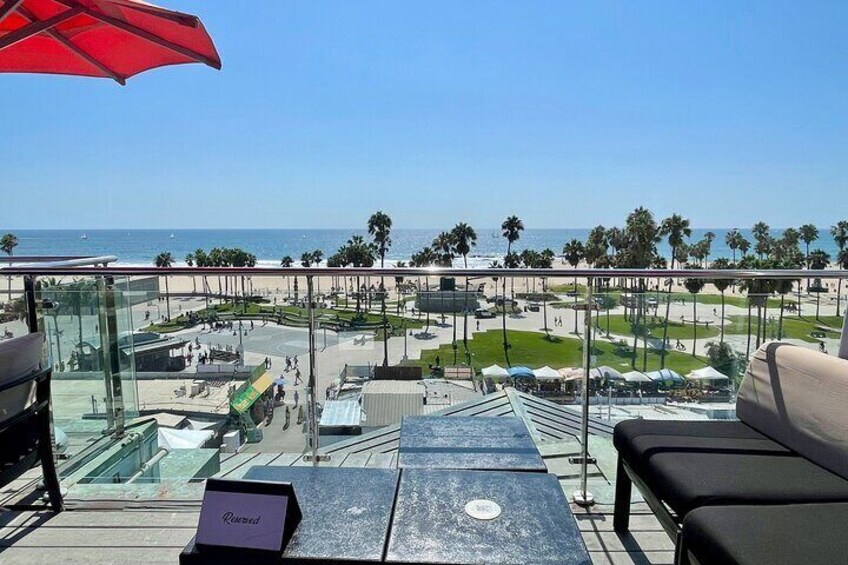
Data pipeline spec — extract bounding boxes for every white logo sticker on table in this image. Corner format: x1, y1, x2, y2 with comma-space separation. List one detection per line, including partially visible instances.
464, 499, 502, 520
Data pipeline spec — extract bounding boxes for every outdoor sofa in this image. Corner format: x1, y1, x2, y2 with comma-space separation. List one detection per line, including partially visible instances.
0, 332, 63, 511
612, 340, 848, 564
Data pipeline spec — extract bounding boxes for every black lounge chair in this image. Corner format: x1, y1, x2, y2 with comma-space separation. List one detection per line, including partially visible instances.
613, 342, 848, 563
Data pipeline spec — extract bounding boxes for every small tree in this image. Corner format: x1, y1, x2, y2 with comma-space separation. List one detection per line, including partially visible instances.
705, 340, 746, 389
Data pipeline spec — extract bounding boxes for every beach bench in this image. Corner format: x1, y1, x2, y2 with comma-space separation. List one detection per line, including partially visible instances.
0, 333, 63, 512
613, 342, 848, 564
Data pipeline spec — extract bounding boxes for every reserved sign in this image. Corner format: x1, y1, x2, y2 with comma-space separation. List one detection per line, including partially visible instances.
196, 478, 301, 553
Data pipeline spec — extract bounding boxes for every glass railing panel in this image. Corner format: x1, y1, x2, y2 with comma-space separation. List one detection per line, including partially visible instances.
3, 267, 844, 504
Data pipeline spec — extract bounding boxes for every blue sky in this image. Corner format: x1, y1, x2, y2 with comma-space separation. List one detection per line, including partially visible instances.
2, 1, 847, 230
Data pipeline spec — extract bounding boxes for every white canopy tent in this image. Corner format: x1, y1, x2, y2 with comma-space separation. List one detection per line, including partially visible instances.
533, 366, 562, 380
687, 366, 730, 383
157, 427, 213, 450
481, 364, 510, 378
558, 367, 584, 381
621, 370, 653, 384
589, 366, 625, 381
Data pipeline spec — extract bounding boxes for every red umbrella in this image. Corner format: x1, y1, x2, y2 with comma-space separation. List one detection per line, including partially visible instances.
0, 0, 220, 84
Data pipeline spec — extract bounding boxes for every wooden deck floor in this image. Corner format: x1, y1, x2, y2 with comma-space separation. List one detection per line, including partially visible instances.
0, 453, 673, 564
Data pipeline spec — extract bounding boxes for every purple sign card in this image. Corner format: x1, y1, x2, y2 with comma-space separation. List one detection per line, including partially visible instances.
196, 479, 299, 553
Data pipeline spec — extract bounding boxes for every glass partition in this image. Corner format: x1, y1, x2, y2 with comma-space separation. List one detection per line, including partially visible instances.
4, 266, 842, 503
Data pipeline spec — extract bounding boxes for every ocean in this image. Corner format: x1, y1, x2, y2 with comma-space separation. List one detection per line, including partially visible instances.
3, 228, 840, 268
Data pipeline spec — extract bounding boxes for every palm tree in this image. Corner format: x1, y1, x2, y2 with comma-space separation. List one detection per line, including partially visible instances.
831, 221, 848, 314
683, 265, 705, 357
280, 255, 294, 297
500, 216, 524, 366
184, 253, 197, 294
410, 246, 437, 333
451, 223, 477, 268
809, 249, 831, 320
799, 224, 818, 263
725, 229, 741, 263
432, 231, 455, 267
536, 249, 554, 339
837, 249, 848, 319
711, 258, 732, 345
1, 233, 19, 300
660, 215, 691, 269
345, 235, 376, 315
752, 222, 771, 259
562, 239, 584, 334
449, 223, 477, 355
311, 249, 324, 294
621, 207, 661, 370
154, 252, 174, 319
368, 211, 394, 366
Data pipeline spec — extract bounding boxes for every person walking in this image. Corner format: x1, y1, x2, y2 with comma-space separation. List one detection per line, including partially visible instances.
294, 369, 302, 385
293, 390, 299, 407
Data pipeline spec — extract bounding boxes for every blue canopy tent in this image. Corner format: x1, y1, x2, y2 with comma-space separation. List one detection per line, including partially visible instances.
508, 366, 535, 379
645, 369, 685, 386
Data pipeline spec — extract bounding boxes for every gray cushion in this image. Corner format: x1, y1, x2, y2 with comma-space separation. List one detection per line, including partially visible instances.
683, 503, 848, 565
737, 342, 848, 480
645, 450, 848, 516
840, 312, 848, 360
0, 332, 44, 424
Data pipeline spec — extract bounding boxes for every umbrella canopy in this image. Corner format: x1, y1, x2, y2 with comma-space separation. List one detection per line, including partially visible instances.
481, 364, 509, 378
621, 370, 653, 384
588, 365, 624, 381
273, 377, 288, 387
0, 0, 221, 84
646, 368, 685, 385
507, 366, 534, 379
686, 366, 729, 383
532, 366, 561, 380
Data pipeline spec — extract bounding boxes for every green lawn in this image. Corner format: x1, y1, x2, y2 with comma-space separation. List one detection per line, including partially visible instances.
144, 301, 422, 334
600, 315, 719, 340
722, 315, 841, 343
669, 292, 798, 310
414, 329, 708, 375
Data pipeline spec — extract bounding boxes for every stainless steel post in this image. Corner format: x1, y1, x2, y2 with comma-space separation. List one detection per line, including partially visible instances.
307, 275, 320, 464
573, 276, 595, 506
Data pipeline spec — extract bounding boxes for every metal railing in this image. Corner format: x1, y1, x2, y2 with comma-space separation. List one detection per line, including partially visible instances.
2, 262, 846, 505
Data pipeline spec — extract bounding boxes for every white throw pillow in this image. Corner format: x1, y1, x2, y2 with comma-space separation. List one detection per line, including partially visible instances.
0, 332, 44, 424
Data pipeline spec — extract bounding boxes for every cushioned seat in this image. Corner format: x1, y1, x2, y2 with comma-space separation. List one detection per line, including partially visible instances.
683, 503, 848, 565
645, 451, 848, 516
613, 419, 791, 478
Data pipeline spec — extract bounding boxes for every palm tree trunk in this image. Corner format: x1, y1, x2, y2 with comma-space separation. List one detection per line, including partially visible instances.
542, 278, 549, 339
746, 302, 753, 359
425, 279, 431, 333
837, 278, 843, 315
720, 292, 726, 345
778, 295, 785, 339
573, 274, 579, 334
755, 304, 763, 349
463, 278, 469, 351
164, 276, 171, 319
380, 255, 389, 367
692, 295, 697, 356
51, 315, 63, 372
660, 285, 672, 369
